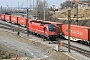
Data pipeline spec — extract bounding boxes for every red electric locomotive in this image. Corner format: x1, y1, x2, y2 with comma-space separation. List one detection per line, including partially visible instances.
42, 21, 62, 38
28, 20, 58, 40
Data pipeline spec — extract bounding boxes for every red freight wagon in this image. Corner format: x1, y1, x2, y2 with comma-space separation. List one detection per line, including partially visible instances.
18, 17, 27, 26
1, 14, 5, 20
62, 24, 90, 42
5, 15, 11, 22
11, 16, 18, 23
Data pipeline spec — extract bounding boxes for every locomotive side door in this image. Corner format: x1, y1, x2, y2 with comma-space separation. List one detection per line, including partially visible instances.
43, 27, 49, 36
43, 27, 46, 35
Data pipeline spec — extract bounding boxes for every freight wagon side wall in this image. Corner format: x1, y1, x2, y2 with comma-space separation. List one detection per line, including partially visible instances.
89, 28, 90, 41
57, 24, 62, 33
71, 25, 89, 41
5, 15, 11, 21
1, 14, 5, 20
11, 16, 18, 23
62, 24, 89, 41
18, 17, 27, 25
62, 24, 68, 35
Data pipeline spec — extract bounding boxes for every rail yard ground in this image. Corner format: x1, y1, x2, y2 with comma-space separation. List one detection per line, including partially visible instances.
0, 26, 89, 60
0, 28, 76, 60
0, 19, 90, 60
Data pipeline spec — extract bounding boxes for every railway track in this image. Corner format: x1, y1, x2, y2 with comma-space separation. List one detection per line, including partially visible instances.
0, 22, 27, 34
0, 21, 90, 58
64, 43, 90, 58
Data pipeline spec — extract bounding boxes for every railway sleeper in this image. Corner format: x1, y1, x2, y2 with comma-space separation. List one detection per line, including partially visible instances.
79, 40, 90, 46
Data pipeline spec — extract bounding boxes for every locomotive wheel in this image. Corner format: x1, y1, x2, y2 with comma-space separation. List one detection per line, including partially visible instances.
43, 38, 45, 41
41, 35, 43, 38
32, 32, 34, 35
43, 39, 46, 41
29, 31, 32, 34
48, 42, 50, 44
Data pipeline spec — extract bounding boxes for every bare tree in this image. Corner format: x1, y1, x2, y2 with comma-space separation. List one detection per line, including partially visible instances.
60, 1, 72, 9
61, 0, 90, 9
35, 0, 48, 20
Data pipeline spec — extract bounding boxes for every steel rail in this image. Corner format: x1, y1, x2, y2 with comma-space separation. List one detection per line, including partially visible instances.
64, 43, 90, 58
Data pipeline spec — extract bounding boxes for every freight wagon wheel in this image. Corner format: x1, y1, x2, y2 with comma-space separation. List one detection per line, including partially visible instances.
86, 42, 89, 46
84, 41, 87, 45
77, 40, 81, 43
82, 41, 85, 44
89, 42, 90, 46
87, 42, 90, 46
80, 41, 83, 44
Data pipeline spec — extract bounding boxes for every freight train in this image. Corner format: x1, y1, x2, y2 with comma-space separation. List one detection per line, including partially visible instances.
0, 14, 59, 41
0, 14, 90, 45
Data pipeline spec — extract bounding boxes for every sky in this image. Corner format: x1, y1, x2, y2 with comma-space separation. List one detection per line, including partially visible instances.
0, 0, 66, 7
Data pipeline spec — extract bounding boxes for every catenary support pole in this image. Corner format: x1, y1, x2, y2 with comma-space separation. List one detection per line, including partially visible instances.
76, 2, 78, 25
27, 0, 29, 37
68, 10, 71, 53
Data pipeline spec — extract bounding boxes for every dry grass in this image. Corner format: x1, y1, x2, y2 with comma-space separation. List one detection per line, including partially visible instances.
0, 44, 16, 59
52, 8, 90, 20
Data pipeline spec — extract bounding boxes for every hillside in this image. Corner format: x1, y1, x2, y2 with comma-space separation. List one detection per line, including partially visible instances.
51, 8, 90, 27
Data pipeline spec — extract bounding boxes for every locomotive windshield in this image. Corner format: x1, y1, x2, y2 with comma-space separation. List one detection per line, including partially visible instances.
48, 24, 56, 32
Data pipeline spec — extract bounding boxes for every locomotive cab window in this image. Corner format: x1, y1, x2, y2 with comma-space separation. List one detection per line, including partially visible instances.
48, 24, 56, 32
30, 21, 32, 24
